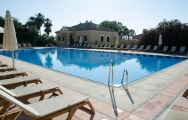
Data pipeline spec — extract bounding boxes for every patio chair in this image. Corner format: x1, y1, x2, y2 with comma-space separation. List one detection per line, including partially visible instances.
152, 46, 158, 52
78, 43, 83, 47
0, 71, 27, 80
161, 46, 168, 53
99, 43, 104, 48
87, 44, 91, 48
169, 46, 176, 53
72, 43, 76, 47
27, 43, 32, 47
94, 43, 100, 48
144, 45, 151, 51
114, 44, 119, 49
119, 44, 124, 49
137, 45, 144, 51
124, 44, 130, 50
179, 46, 186, 54
130, 45, 138, 51
18, 44, 22, 48
0, 82, 63, 103
22, 43, 27, 48
83, 44, 87, 48
0, 88, 95, 120
0, 76, 42, 89
0, 67, 14, 72
76, 43, 80, 47
73, 43, 77, 47
102, 44, 109, 49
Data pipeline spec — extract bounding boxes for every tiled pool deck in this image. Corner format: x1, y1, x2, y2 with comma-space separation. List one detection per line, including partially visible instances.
1, 48, 188, 120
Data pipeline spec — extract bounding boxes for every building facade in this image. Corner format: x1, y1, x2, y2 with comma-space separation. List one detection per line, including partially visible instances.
55, 22, 118, 46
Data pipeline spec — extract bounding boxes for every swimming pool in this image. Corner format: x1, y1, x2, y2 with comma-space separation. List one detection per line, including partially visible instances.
1, 48, 186, 86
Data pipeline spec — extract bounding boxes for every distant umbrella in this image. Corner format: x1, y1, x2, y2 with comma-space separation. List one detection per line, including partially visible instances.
0, 27, 4, 33
3, 10, 18, 69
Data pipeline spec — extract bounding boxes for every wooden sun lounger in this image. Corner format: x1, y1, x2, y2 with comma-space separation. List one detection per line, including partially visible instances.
179, 46, 186, 54
0, 83, 63, 104
137, 45, 144, 51
0, 89, 95, 120
161, 46, 168, 53
0, 76, 42, 89
119, 44, 124, 49
114, 44, 119, 49
0, 67, 14, 72
0, 71, 27, 80
130, 45, 138, 51
152, 46, 158, 52
144, 45, 151, 51
0, 63, 8, 67
169, 46, 176, 53
124, 44, 130, 50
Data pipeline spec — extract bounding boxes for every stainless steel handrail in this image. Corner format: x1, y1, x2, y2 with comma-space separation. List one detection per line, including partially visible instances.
108, 60, 114, 89
121, 69, 128, 89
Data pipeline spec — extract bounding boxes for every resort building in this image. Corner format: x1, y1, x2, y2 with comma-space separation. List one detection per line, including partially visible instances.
55, 21, 118, 46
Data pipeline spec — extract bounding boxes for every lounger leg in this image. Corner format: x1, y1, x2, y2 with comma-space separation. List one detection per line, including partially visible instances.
67, 109, 77, 120
0, 102, 11, 115
39, 91, 45, 101
183, 89, 188, 98
0, 110, 22, 120
87, 101, 95, 114
79, 101, 95, 114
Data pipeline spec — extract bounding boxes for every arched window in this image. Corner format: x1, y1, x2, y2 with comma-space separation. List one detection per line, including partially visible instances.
84, 35, 87, 41
107, 36, 110, 42
100, 35, 104, 42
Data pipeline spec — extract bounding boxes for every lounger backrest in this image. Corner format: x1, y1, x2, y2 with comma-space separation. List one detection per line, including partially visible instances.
138, 45, 144, 50
171, 46, 176, 52
153, 46, 158, 51
0, 89, 39, 117
87, 44, 90, 47
114, 44, 118, 48
120, 44, 124, 48
131, 45, 137, 49
179, 46, 185, 53
163, 46, 168, 52
145, 45, 151, 50
125, 45, 130, 49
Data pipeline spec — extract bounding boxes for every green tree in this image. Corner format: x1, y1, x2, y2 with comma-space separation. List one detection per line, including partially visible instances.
26, 13, 45, 35
140, 19, 188, 47
0, 16, 5, 27
35, 13, 45, 35
99, 20, 135, 36
44, 18, 52, 35
0, 17, 5, 43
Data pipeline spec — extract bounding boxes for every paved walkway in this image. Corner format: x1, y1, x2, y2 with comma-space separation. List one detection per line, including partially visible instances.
1, 52, 188, 120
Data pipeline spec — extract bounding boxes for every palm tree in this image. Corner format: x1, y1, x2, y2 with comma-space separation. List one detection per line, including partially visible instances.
34, 13, 45, 35
44, 18, 52, 35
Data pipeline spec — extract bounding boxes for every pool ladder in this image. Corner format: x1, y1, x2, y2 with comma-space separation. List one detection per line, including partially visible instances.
121, 69, 129, 89
108, 61, 129, 89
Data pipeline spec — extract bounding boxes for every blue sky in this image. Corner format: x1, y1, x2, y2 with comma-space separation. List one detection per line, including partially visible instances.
1, 0, 188, 35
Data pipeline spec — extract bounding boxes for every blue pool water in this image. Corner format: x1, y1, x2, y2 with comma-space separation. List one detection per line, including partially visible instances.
1, 48, 186, 86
